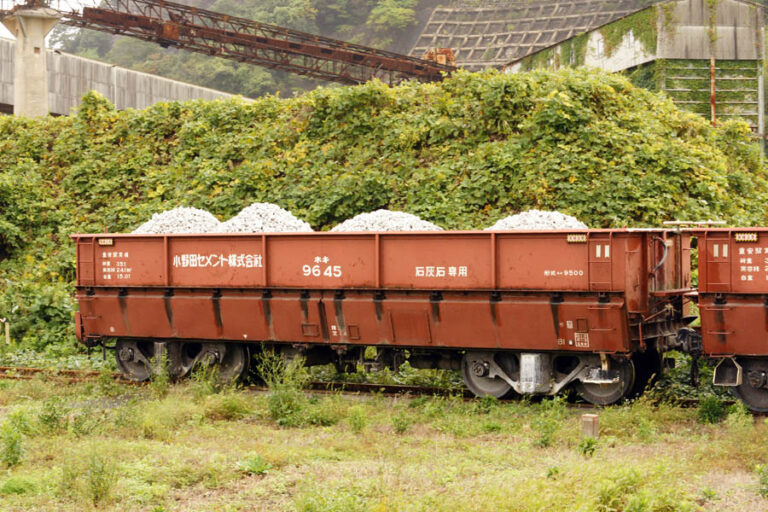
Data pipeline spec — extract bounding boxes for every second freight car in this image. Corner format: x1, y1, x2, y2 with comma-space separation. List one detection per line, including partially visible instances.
689, 228, 768, 412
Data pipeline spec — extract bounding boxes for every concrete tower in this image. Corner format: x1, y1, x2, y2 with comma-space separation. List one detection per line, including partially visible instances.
1, 5, 60, 117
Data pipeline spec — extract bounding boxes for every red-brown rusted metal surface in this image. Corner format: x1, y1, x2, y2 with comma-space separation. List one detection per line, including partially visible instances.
691, 228, 768, 356
48, 0, 455, 85
73, 229, 687, 355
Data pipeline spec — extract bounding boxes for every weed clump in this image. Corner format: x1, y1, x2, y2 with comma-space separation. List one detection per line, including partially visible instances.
65, 403, 105, 438
238, 454, 272, 476
97, 367, 122, 397
305, 398, 342, 427
473, 395, 499, 414
725, 401, 753, 431
59, 445, 118, 506
530, 397, 567, 448
578, 437, 598, 457
697, 394, 727, 424
346, 405, 368, 434
37, 397, 69, 434
757, 418, 768, 498
295, 486, 369, 512
204, 392, 253, 421
0, 475, 36, 495
593, 468, 692, 511
85, 450, 118, 505
257, 349, 311, 427
758, 464, 768, 498
0, 420, 24, 468
391, 412, 412, 434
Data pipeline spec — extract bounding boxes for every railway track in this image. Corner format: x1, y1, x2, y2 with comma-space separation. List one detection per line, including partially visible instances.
0, 365, 125, 383
0, 365, 722, 411
0, 365, 472, 396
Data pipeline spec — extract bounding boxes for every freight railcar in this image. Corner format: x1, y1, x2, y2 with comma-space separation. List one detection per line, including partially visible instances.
689, 228, 768, 412
72, 229, 690, 405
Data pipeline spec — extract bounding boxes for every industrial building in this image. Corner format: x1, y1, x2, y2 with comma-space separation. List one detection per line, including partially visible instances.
412, 0, 766, 136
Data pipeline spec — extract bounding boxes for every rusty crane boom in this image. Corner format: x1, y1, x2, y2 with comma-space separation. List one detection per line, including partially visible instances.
43, 0, 455, 85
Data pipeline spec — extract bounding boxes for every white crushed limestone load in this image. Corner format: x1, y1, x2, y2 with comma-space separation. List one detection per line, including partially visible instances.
132, 207, 221, 234
485, 210, 588, 230
216, 202, 313, 233
331, 209, 443, 232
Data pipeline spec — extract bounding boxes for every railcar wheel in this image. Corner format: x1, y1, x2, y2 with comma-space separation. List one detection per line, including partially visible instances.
170, 342, 249, 383
461, 352, 518, 399
732, 358, 768, 413
574, 358, 635, 406
115, 340, 155, 382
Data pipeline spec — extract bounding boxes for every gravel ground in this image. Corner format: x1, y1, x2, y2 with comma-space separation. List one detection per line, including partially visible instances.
331, 210, 442, 232
132, 207, 221, 234
216, 203, 313, 233
485, 210, 588, 230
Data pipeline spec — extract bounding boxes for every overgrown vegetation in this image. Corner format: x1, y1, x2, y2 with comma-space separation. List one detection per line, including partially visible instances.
0, 69, 765, 355
0, 376, 761, 510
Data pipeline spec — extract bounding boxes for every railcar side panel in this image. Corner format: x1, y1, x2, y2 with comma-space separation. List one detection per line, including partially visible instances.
73, 230, 685, 356
695, 229, 768, 356
76, 288, 632, 353
699, 296, 768, 356
77, 231, 682, 294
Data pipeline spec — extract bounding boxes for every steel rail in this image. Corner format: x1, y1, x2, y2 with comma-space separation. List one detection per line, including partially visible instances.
0, 365, 743, 414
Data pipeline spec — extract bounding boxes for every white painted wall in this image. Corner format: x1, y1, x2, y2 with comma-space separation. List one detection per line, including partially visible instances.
505, 28, 656, 74
582, 29, 657, 73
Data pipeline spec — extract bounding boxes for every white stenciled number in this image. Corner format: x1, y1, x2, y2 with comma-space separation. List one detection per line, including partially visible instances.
302, 264, 321, 276
303, 264, 342, 277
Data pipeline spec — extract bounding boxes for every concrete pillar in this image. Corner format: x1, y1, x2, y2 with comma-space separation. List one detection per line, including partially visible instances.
1, 7, 60, 117
581, 413, 599, 439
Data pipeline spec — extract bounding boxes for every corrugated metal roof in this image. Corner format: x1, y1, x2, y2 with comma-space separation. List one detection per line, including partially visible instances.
410, 0, 655, 70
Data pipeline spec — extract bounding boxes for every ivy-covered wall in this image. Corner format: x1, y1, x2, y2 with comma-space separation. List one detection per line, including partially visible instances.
515, 7, 659, 72
599, 8, 658, 58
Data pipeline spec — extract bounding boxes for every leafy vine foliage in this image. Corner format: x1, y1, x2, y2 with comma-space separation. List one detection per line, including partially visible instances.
0, 68, 765, 350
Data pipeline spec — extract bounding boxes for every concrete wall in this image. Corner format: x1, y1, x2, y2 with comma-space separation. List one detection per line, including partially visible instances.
0, 37, 236, 115
0, 37, 12, 109
506, 0, 764, 71
505, 26, 656, 74
659, 0, 763, 60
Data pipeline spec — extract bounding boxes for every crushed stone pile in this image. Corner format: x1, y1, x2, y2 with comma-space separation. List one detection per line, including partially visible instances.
132, 207, 221, 234
485, 210, 588, 230
331, 209, 442, 232
215, 202, 313, 233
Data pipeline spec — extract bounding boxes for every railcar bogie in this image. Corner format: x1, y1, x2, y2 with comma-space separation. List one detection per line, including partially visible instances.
461, 350, 637, 404
115, 339, 250, 382
732, 358, 768, 412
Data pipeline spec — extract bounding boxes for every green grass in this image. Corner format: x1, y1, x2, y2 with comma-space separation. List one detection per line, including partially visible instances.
0, 378, 763, 511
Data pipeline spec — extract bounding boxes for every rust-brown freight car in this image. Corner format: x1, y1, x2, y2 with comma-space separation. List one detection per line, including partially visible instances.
72, 229, 690, 404
690, 228, 768, 411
